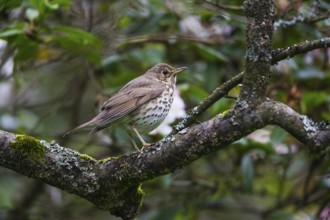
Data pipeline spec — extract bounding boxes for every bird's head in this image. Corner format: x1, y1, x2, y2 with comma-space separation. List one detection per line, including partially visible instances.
147, 63, 186, 84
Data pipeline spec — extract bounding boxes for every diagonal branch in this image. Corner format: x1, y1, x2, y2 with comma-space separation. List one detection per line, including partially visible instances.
172, 36, 330, 134
1, 99, 330, 219
272, 37, 330, 64
171, 71, 244, 135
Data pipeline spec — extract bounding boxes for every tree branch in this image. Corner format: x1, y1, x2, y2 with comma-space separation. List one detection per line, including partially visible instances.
272, 37, 330, 64
117, 33, 227, 46
240, 0, 274, 102
2, 97, 330, 219
274, 10, 330, 29
171, 71, 244, 135
260, 100, 330, 152
172, 36, 330, 134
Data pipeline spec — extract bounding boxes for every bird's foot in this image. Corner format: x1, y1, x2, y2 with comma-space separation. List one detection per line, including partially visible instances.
141, 141, 151, 147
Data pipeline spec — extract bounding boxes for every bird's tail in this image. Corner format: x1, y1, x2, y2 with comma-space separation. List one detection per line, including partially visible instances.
63, 119, 96, 138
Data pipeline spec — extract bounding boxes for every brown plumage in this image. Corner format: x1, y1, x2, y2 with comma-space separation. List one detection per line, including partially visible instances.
64, 63, 186, 150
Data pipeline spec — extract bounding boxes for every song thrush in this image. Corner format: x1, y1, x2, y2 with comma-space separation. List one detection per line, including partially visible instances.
64, 63, 186, 150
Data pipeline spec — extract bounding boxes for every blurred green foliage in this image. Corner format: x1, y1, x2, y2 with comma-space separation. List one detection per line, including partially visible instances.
0, 0, 329, 219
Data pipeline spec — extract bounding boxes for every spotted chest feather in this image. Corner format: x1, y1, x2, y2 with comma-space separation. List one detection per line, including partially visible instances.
130, 84, 175, 132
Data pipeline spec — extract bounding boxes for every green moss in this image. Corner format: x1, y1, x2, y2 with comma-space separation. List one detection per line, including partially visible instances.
129, 184, 145, 214
219, 109, 231, 118
78, 153, 95, 161
10, 135, 45, 161
136, 184, 145, 207
96, 156, 120, 164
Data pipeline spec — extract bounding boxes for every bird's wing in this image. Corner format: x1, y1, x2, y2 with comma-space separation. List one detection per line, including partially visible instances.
64, 77, 165, 136
97, 83, 165, 126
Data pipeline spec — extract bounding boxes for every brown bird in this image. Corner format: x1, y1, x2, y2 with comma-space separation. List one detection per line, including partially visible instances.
64, 63, 186, 150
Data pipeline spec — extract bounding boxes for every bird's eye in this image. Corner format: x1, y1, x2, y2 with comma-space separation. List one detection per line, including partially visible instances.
161, 69, 169, 76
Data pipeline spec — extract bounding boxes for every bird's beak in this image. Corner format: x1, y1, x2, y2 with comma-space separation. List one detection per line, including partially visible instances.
174, 67, 187, 75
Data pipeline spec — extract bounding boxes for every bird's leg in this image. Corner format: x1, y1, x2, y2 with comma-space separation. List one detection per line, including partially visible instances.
126, 130, 141, 151
132, 126, 151, 147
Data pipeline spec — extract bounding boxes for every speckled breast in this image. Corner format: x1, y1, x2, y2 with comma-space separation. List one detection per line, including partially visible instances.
130, 84, 174, 133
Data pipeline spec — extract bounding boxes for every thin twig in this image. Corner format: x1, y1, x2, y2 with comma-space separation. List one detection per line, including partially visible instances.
195, 0, 246, 23
117, 33, 224, 46
196, 0, 243, 11
302, 159, 322, 202
276, 153, 293, 202
272, 37, 330, 64
274, 11, 330, 29
171, 71, 244, 135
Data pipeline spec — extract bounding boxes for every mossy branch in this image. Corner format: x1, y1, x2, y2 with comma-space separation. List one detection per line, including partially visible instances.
1, 99, 330, 219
